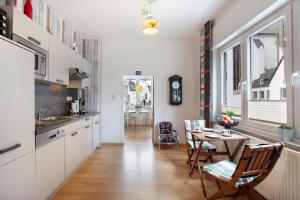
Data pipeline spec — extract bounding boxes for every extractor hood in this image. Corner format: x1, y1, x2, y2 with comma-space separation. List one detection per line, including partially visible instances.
69, 68, 89, 80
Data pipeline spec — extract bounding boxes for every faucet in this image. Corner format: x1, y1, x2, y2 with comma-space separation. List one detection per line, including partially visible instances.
37, 105, 56, 123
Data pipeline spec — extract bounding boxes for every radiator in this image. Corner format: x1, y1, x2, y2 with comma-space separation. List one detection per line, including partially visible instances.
211, 132, 300, 200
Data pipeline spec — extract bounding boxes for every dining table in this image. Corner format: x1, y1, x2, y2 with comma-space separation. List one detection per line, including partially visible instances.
188, 130, 250, 176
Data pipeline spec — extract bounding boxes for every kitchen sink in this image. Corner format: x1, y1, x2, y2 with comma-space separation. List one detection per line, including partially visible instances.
41, 116, 76, 121
35, 116, 76, 127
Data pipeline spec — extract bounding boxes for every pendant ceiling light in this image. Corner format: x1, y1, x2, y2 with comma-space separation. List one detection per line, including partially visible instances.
141, 0, 158, 35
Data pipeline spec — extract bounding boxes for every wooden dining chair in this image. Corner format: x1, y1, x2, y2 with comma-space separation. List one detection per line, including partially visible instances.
184, 120, 216, 168
199, 142, 284, 200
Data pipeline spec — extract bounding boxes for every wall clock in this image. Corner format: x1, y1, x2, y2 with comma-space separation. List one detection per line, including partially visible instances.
169, 75, 182, 105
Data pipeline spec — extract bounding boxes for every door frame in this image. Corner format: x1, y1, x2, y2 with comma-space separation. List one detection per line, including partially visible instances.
122, 75, 155, 144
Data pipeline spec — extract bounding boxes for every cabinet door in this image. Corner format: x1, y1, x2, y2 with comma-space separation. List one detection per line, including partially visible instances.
36, 137, 65, 200
92, 115, 101, 150
13, 8, 49, 50
69, 49, 82, 71
49, 35, 70, 85
82, 59, 91, 89
0, 151, 35, 200
0, 38, 35, 167
82, 120, 93, 158
65, 128, 84, 177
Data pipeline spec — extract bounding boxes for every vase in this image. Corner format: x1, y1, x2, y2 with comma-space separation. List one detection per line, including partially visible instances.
279, 128, 295, 141
24, 0, 33, 19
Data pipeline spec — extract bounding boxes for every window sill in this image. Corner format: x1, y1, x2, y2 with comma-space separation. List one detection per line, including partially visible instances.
232, 125, 300, 152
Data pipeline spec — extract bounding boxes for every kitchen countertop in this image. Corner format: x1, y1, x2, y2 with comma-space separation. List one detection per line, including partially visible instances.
35, 112, 100, 135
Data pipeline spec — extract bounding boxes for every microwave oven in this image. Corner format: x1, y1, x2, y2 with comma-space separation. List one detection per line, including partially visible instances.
12, 34, 48, 80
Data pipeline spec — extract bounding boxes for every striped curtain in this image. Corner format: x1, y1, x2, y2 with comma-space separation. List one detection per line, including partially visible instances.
199, 21, 213, 127
82, 39, 99, 112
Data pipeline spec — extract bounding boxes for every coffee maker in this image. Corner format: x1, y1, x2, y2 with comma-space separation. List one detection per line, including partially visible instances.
70, 100, 79, 116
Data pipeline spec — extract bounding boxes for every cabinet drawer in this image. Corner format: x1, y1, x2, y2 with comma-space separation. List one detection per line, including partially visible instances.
0, 151, 35, 200
13, 8, 49, 51
64, 120, 82, 134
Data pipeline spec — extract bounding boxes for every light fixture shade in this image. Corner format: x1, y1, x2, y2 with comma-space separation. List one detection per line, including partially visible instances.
142, 16, 158, 34
135, 85, 143, 93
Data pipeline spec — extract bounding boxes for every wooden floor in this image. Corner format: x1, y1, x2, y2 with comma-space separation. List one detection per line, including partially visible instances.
53, 126, 253, 200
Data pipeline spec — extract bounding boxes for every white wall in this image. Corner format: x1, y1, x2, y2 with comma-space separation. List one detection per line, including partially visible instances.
100, 38, 197, 143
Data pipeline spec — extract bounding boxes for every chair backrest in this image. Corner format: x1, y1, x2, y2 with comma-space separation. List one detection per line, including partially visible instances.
184, 120, 205, 141
158, 121, 173, 135
231, 143, 284, 186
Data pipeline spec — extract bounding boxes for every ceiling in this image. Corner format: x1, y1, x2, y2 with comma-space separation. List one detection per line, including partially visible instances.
45, 0, 235, 40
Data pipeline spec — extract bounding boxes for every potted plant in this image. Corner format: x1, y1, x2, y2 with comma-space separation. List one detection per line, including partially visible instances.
279, 124, 295, 141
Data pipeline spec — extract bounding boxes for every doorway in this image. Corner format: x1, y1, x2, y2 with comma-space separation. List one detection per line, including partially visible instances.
123, 76, 154, 144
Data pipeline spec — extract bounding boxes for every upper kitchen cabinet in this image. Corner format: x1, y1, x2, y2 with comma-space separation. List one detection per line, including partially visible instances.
8, 6, 50, 51
0, 37, 35, 167
82, 58, 92, 89
49, 35, 70, 85
69, 48, 83, 71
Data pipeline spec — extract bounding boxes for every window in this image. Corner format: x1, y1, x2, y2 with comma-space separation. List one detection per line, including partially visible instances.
248, 18, 287, 124
259, 91, 265, 100
217, 9, 293, 137
221, 44, 241, 117
267, 90, 270, 100
253, 91, 258, 100
233, 45, 241, 92
280, 88, 287, 100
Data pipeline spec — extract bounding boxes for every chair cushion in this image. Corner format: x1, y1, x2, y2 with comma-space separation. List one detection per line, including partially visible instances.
187, 140, 216, 150
159, 134, 178, 143
159, 121, 173, 135
202, 160, 257, 186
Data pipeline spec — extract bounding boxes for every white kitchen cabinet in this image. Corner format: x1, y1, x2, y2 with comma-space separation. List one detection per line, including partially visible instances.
82, 58, 92, 89
69, 48, 83, 71
65, 128, 84, 177
49, 35, 70, 85
0, 37, 35, 167
36, 136, 65, 200
82, 117, 93, 158
12, 7, 50, 50
92, 114, 101, 150
0, 151, 35, 200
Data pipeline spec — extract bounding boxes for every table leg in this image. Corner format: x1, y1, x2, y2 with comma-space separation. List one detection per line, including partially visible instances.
189, 141, 203, 177
231, 140, 245, 161
224, 141, 233, 161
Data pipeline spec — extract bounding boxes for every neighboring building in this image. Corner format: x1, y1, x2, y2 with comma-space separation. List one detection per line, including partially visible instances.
252, 57, 286, 101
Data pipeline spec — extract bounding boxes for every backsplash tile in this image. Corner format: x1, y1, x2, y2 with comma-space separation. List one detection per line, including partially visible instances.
35, 82, 78, 117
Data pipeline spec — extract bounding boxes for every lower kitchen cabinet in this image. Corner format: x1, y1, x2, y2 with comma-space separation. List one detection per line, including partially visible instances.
82, 120, 93, 158
35, 136, 65, 200
65, 128, 84, 177
92, 114, 101, 150
0, 151, 35, 200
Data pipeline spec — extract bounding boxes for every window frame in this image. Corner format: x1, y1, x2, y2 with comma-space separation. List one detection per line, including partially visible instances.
219, 39, 244, 119
216, 5, 294, 135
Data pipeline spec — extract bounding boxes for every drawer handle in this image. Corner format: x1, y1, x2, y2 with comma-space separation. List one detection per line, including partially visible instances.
0, 143, 21, 155
28, 36, 41, 45
85, 125, 90, 129
85, 118, 90, 121
94, 121, 99, 125
49, 134, 57, 140
71, 132, 78, 137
